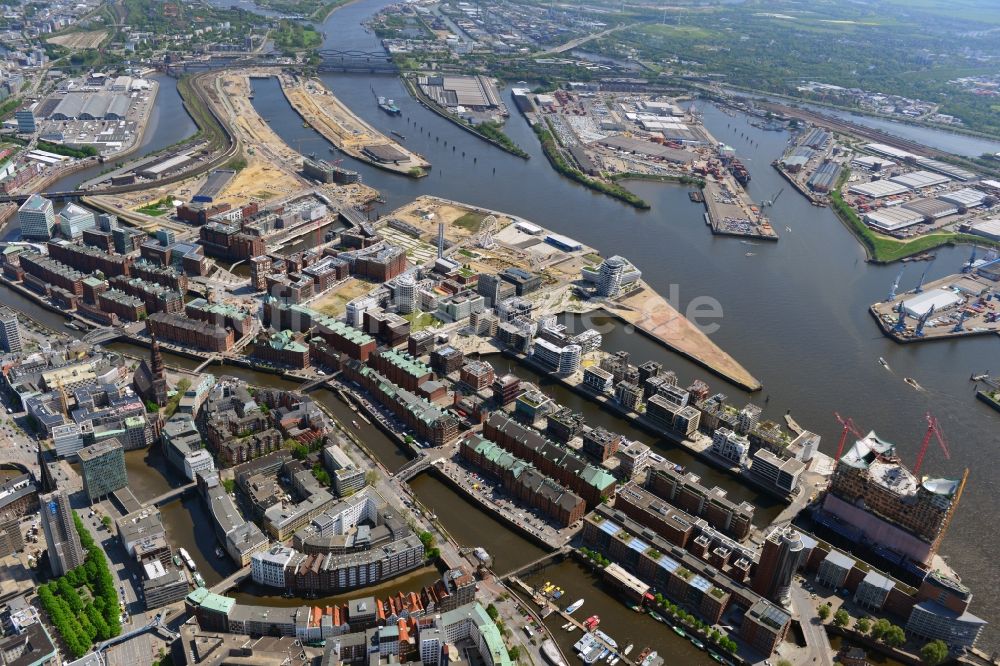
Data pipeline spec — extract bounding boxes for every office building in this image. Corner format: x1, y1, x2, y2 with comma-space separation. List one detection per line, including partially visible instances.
751, 526, 808, 605
596, 256, 627, 298
816, 550, 856, 590
39, 489, 85, 576
0, 315, 22, 353
79, 439, 127, 503
749, 449, 805, 495
15, 109, 36, 134
58, 203, 97, 239
17, 194, 56, 240
711, 427, 750, 466
531, 338, 581, 375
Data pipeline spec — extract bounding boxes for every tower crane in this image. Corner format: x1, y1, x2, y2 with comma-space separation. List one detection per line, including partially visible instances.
913, 412, 951, 476
834, 412, 863, 462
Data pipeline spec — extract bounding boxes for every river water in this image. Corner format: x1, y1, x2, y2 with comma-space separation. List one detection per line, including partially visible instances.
8, 0, 997, 651
255, 0, 1000, 647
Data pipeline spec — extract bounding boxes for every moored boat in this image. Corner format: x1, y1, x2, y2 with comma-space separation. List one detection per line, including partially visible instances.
565, 598, 584, 614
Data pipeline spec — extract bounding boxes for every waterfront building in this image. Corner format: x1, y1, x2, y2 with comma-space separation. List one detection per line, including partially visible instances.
906, 572, 986, 650
372, 348, 435, 391
711, 427, 750, 466
820, 432, 965, 565
147, 312, 234, 352
616, 440, 650, 481
428, 346, 463, 377
749, 449, 805, 495
252, 545, 297, 588
58, 203, 97, 239
582, 365, 614, 393
459, 360, 495, 393
142, 561, 189, 609
314, 316, 376, 361
531, 338, 581, 375
647, 463, 755, 540
39, 489, 85, 576
817, 549, 856, 590
581, 426, 622, 462
78, 439, 127, 503
614, 381, 643, 411
0, 314, 22, 353
491, 373, 521, 406
17, 194, 55, 240
459, 433, 586, 527
545, 407, 585, 444
737, 403, 762, 436
483, 413, 617, 507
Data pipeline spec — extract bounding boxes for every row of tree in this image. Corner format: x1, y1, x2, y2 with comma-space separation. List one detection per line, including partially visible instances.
819, 604, 950, 665
37, 513, 121, 658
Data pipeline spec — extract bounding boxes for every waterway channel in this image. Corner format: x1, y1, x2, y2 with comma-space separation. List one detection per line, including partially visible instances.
5, 0, 998, 651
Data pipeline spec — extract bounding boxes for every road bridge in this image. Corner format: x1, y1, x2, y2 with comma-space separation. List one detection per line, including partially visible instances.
394, 455, 432, 482
315, 49, 397, 74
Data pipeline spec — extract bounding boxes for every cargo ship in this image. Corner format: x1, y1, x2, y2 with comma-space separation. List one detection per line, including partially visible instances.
378, 96, 401, 116
728, 159, 751, 186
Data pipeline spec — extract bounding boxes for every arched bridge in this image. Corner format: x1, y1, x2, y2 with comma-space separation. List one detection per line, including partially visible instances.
316, 49, 397, 74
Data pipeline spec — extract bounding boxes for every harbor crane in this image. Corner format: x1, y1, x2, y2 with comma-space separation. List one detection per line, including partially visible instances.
962, 245, 978, 273
914, 257, 936, 294
915, 304, 935, 337
952, 309, 970, 333
834, 412, 863, 462
886, 267, 905, 302
762, 187, 784, 207
892, 307, 907, 334
913, 412, 951, 476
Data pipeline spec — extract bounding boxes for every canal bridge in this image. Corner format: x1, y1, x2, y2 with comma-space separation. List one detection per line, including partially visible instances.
143, 482, 197, 508
83, 327, 121, 345
210, 564, 252, 594
299, 374, 334, 392
394, 455, 433, 481
498, 546, 570, 580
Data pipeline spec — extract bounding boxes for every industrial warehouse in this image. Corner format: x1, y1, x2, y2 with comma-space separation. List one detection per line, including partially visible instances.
23, 74, 159, 156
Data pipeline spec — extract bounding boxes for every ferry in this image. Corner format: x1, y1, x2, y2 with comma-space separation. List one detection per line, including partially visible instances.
378, 96, 401, 116
179, 548, 196, 571
192, 572, 205, 588
565, 598, 584, 614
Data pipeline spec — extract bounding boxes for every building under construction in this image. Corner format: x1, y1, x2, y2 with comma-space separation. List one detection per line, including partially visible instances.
819, 430, 966, 566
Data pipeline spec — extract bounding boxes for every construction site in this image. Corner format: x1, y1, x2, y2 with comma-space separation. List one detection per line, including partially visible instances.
280, 73, 431, 177
869, 257, 1000, 343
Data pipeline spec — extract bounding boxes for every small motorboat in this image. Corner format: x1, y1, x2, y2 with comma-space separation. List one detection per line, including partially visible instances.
745, 252, 756, 257
904, 377, 923, 390
879, 357, 890, 370
623, 645, 634, 656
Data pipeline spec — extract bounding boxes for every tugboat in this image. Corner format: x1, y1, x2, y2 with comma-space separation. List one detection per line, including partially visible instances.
378, 96, 402, 116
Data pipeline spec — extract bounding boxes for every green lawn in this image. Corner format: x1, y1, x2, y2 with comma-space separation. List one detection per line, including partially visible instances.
454, 212, 486, 232
403, 310, 439, 331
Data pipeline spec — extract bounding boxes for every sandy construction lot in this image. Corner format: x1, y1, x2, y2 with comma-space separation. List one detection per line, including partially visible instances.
47, 30, 108, 49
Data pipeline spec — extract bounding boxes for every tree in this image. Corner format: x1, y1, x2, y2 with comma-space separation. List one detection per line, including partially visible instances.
485, 604, 499, 621
365, 470, 379, 486
855, 617, 871, 634
920, 639, 949, 666
101, 516, 111, 529
833, 609, 850, 627
778, 660, 793, 666
507, 646, 520, 660
817, 604, 831, 621
883, 625, 906, 648
222, 479, 236, 493
870, 618, 892, 640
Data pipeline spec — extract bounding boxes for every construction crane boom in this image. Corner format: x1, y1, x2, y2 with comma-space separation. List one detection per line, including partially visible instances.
834, 412, 863, 461
913, 412, 951, 476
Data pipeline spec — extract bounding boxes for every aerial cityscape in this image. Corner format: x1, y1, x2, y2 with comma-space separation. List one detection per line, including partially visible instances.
0, 1, 998, 666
